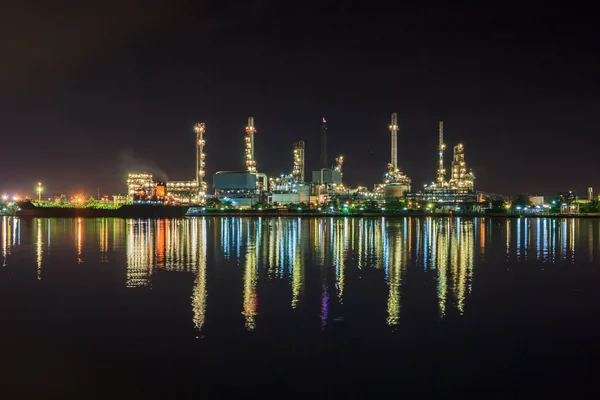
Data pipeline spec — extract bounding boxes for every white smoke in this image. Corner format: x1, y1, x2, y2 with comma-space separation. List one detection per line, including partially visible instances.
116, 150, 169, 181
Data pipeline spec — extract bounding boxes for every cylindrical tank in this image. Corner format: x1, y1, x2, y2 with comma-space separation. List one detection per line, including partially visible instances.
384, 183, 409, 198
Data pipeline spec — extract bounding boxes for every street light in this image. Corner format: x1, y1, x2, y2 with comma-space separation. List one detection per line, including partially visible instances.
36, 182, 43, 202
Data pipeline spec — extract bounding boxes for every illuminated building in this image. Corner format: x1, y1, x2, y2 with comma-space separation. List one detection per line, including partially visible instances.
165, 180, 197, 204
127, 173, 155, 203
213, 171, 259, 207
269, 174, 310, 205
155, 182, 166, 198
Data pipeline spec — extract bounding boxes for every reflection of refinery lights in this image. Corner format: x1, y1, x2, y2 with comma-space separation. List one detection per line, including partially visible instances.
570, 219, 576, 263
46, 218, 51, 250
191, 218, 208, 332
163, 219, 199, 272
36, 219, 42, 280
99, 218, 108, 263
480, 218, 485, 256
561, 220, 567, 262
435, 219, 449, 317
126, 220, 153, 288
77, 218, 83, 264
505, 219, 510, 260
385, 219, 409, 327
267, 219, 278, 279
333, 218, 348, 304
291, 219, 304, 309
320, 284, 329, 330
14, 217, 20, 246
2, 217, 9, 266
155, 219, 166, 269
242, 222, 259, 331
454, 221, 474, 314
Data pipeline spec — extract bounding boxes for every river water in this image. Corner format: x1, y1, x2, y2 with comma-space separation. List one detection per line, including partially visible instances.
1, 216, 599, 396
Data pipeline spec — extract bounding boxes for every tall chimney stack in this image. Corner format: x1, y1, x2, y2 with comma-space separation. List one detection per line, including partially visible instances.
389, 113, 398, 170
320, 118, 327, 169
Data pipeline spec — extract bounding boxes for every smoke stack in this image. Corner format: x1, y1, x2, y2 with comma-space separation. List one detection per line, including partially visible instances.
320, 118, 327, 169
245, 116, 257, 173
389, 113, 398, 169
436, 121, 446, 185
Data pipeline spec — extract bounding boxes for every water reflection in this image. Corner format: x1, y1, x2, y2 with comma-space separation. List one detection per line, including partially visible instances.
77, 218, 83, 264
191, 218, 208, 333
242, 219, 260, 331
385, 219, 408, 327
1, 217, 20, 267
99, 218, 108, 263
1, 217, 599, 332
126, 219, 153, 288
36, 218, 42, 279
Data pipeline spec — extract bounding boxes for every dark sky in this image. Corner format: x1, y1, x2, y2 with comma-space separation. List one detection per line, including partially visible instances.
1, 1, 598, 197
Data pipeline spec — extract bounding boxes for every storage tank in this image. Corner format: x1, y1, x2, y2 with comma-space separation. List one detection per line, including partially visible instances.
213, 171, 257, 190
384, 183, 410, 198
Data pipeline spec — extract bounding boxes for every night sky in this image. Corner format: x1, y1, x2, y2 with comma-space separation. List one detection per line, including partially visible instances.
1, 1, 598, 198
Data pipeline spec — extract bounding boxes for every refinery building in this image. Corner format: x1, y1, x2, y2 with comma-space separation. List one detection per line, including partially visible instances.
125, 113, 483, 210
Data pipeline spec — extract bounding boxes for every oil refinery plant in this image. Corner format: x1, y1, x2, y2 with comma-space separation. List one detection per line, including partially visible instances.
125, 113, 483, 210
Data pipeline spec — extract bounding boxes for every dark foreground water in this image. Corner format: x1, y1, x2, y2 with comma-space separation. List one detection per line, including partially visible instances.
1, 216, 600, 396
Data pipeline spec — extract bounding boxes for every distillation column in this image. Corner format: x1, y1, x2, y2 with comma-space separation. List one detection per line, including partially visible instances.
245, 117, 257, 173
436, 121, 446, 186
451, 144, 466, 185
292, 140, 305, 183
194, 122, 207, 202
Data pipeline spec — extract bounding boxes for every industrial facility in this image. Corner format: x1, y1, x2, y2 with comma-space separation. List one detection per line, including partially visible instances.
407, 120, 480, 209
126, 122, 205, 205
125, 113, 484, 210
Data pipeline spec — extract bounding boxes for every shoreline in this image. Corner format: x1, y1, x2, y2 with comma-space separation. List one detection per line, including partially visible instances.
190, 211, 599, 218
8, 201, 598, 219
7, 209, 599, 219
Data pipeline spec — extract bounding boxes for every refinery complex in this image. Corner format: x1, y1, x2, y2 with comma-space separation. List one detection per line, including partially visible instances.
125, 114, 483, 210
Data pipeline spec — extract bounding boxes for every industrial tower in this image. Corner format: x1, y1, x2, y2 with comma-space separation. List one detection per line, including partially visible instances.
194, 122, 207, 203
320, 118, 327, 169
245, 117, 257, 173
390, 113, 398, 170
292, 141, 305, 183
436, 121, 446, 186
383, 112, 411, 196
449, 144, 475, 189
